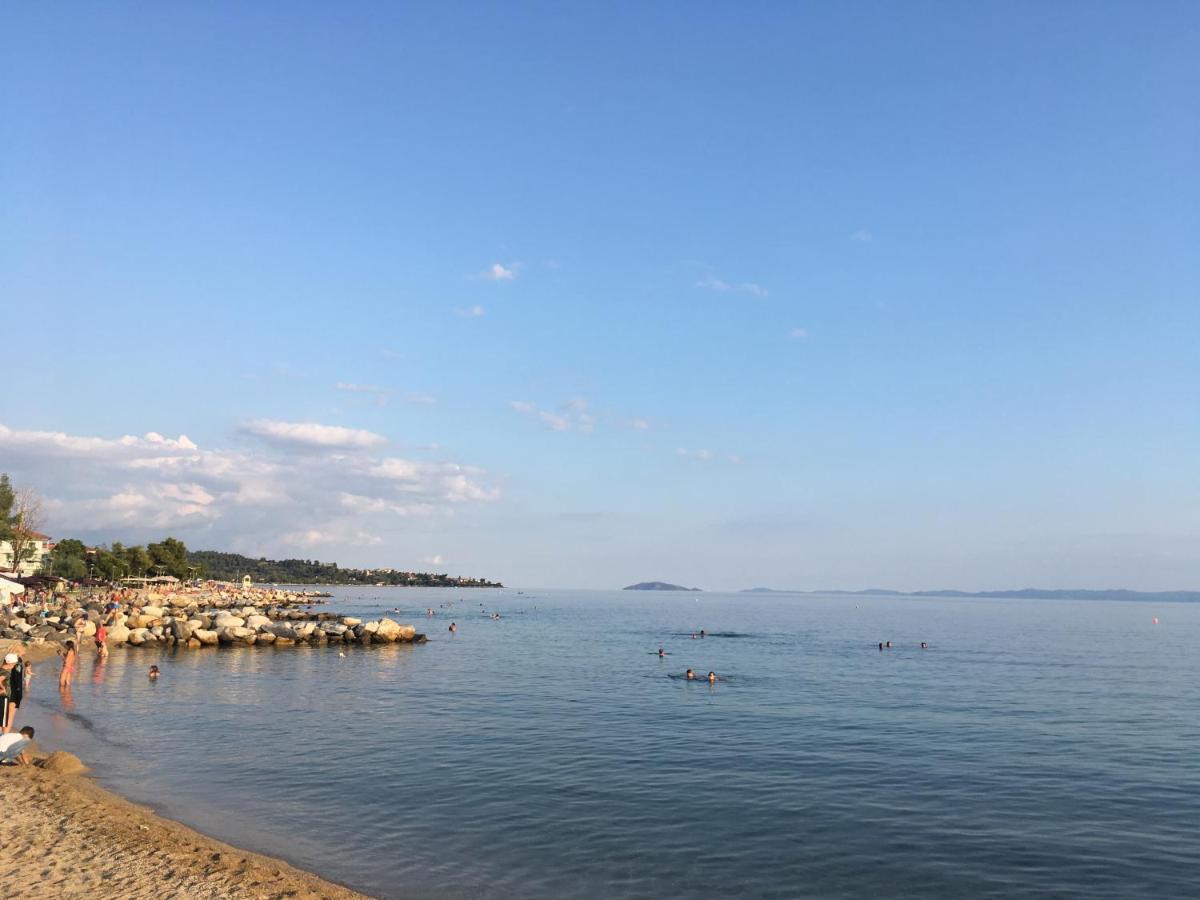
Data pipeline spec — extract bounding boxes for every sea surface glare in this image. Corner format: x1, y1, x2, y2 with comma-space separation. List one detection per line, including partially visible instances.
30, 588, 1200, 899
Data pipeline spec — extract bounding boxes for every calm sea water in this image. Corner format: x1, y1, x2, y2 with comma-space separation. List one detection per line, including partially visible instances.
24, 588, 1200, 898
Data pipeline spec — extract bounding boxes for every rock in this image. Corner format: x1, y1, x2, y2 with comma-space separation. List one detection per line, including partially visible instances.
255, 630, 276, 644
340, 616, 362, 627
78, 620, 98, 638
41, 751, 89, 775
170, 619, 193, 641
266, 623, 297, 640
150, 625, 165, 637
193, 628, 218, 646
273, 636, 295, 646
127, 629, 148, 646
375, 619, 416, 641
321, 623, 347, 636
186, 637, 202, 649
107, 624, 130, 644
246, 615, 271, 630
133, 614, 158, 629
141, 605, 165, 619
213, 614, 245, 629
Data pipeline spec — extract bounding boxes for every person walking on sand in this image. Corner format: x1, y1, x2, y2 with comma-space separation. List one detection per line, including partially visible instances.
59, 640, 77, 688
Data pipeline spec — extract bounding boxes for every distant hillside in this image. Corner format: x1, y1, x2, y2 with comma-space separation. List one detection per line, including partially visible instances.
624, 581, 702, 592
740, 587, 1200, 602
188, 550, 501, 588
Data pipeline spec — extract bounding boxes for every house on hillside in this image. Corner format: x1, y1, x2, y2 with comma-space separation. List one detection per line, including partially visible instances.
0, 531, 53, 577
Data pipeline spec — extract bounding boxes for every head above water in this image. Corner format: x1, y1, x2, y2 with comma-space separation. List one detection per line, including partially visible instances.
707, 671, 716, 682
686, 668, 695, 679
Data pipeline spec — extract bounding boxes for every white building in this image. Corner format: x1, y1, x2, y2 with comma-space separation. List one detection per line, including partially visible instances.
0, 532, 52, 577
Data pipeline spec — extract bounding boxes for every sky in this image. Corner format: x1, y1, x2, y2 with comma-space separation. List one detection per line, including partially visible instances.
1, 3, 1198, 590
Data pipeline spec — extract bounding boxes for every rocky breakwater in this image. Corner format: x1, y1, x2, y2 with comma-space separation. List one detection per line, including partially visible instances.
1, 588, 426, 652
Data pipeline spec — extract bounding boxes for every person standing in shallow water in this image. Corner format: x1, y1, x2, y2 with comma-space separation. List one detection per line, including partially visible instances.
59, 640, 77, 688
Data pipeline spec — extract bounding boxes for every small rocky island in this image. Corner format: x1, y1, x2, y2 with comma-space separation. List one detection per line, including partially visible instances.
623, 582, 702, 592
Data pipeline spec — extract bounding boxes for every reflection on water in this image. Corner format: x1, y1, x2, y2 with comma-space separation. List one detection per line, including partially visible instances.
22, 588, 1200, 900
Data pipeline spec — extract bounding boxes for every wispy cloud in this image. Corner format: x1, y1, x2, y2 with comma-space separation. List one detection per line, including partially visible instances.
336, 381, 392, 407
695, 275, 768, 297
404, 393, 438, 406
243, 419, 387, 450
511, 399, 595, 433
851, 230, 873, 243
475, 262, 519, 281
454, 305, 486, 318
788, 327, 809, 340
628, 418, 651, 432
677, 448, 742, 464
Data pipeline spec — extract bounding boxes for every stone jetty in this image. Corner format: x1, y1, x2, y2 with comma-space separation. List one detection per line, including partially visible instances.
0, 584, 427, 650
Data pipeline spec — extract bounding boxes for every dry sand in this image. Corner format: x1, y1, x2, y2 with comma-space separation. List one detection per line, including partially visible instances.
0, 757, 369, 899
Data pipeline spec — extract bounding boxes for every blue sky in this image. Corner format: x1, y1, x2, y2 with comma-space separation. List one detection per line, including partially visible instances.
2, 3, 1197, 589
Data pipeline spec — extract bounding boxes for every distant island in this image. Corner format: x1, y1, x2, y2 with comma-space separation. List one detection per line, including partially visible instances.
740, 587, 1200, 602
188, 550, 502, 588
624, 581, 702, 592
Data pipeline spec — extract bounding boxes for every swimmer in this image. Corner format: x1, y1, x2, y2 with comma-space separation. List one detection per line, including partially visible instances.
691, 633, 698, 640
878, 642, 884, 651
685, 668, 696, 680
920, 642, 928, 649
885, 641, 892, 648
148, 665, 160, 680
700, 630, 705, 638
658, 648, 666, 658
449, 622, 457, 633
707, 671, 716, 684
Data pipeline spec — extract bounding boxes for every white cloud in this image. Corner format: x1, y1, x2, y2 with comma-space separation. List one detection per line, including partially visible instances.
629, 418, 651, 432
851, 230, 873, 243
789, 327, 809, 339
677, 448, 714, 461
424, 553, 446, 566
0, 421, 499, 555
476, 262, 518, 281
455, 305, 487, 318
404, 393, 437, 406
695, 275, 768, 297
243, 419, 386, 449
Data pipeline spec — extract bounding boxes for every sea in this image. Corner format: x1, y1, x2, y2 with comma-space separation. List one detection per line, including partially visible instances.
24, 588, 1200, 899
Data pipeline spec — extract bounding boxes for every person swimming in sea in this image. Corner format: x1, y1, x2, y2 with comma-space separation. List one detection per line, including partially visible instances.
878, 642, 884, 651
707, 671, 717, 684
685, 668, 696, 680
449, 622, 457, 633
921, 642, 928, 649
700, 630, 705, 638
658, 648, 667, 658
148, 665, 160, 680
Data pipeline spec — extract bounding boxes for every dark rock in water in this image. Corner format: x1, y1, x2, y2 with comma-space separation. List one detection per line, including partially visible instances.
413, 634, 428, 643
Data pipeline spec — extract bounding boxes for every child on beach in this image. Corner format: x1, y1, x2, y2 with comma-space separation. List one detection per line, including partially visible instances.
59, 640, 77, 688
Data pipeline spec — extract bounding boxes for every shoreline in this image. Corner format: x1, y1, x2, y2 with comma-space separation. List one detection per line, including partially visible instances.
1, 748, 370, 899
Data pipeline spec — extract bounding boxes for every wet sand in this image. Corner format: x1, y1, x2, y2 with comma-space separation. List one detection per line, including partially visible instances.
0, 759, 368, 899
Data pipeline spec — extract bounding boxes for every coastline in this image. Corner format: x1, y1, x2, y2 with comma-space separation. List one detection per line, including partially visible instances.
1, 750, 369, 899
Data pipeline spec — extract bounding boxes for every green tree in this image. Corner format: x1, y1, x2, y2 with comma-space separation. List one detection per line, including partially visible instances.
148, 537, 189, 578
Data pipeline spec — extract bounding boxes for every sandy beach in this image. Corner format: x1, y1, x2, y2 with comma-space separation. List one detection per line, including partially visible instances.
0, 756, 367, 899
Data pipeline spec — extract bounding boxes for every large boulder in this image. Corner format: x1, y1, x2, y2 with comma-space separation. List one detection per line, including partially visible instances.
169, 619, 193, 641
127, 629, 149, 646
106, 623, 131, 645
266, 622, 297, 640
255, 630, 276, 644
213, 613, 245, 629
141, 605, 165, 619
246, 615, 271, 630
78, 620, 98, 638
340, 616, 362, 627
192, 628, 218, 646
